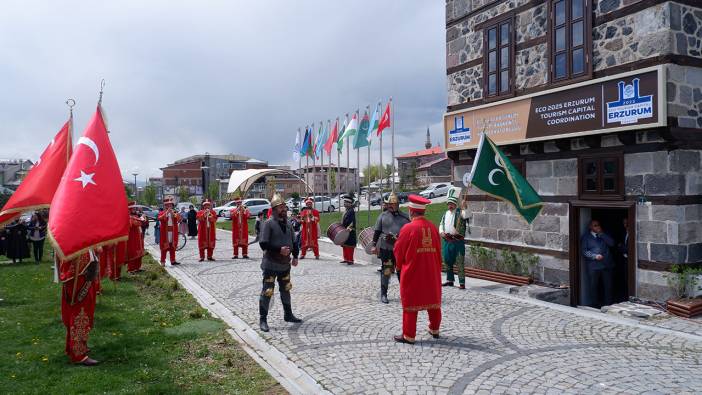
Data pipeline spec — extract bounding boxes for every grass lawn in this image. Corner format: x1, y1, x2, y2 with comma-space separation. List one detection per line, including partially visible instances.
216, 203, 448, 236
0, 245, 284, 394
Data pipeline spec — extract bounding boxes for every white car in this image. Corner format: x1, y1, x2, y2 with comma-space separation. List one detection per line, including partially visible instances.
242, 198, 271, 216
213, 201, 238, 217
299, 196, 337, 213
419, 183, 450, 199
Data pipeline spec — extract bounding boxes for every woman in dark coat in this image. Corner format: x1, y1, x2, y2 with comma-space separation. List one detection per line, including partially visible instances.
6, 219, 30, 263
341, 195, 357, 265
187, 205, 198, 239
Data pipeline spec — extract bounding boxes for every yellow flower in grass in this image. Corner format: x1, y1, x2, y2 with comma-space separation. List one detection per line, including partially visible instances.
41, 356, 48, 362
15, 352, 22, 358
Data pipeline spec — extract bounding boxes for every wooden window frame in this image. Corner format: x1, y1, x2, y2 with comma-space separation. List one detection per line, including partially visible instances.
548, 0, 593, 86
577, 151, 624, 200
482, 15, 515, 101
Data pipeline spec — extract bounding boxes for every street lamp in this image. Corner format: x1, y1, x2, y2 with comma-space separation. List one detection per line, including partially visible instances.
201, 153, 210, 201
132, 171, 139, 201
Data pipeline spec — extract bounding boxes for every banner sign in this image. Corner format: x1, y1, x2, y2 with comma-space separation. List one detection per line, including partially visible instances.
444, 66, 666, 150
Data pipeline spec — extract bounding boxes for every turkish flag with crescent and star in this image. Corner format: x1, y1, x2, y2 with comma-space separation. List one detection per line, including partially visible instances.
0, 119, 73, 227
48, 106, 129, 260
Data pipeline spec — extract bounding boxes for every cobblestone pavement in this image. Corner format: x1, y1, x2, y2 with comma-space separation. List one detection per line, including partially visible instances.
146, 229, 702, 394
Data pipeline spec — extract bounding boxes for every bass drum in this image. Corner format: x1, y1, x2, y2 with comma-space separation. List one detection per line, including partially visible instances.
358, 227, 375, 255
326, 222, 350, 246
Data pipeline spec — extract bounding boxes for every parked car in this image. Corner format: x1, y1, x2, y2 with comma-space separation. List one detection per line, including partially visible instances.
132, 204, 159, 220
213, 201, 237, 217
285, 197, 302, 210
243, 198, 271, 216
418, 183, 450, 199
370, 192, 410, 206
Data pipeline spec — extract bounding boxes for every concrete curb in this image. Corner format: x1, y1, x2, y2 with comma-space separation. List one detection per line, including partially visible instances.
145, 245, 330, 395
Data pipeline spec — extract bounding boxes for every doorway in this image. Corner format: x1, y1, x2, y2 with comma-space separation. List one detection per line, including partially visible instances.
569, 201, 636, 307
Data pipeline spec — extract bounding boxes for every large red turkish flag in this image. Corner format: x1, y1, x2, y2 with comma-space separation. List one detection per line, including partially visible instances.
0, 120, 73, 227
48, 106, 129, 260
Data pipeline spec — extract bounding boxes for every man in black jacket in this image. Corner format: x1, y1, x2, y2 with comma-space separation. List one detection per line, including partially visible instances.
258, 193, 302, 332
581, 219, 616, 308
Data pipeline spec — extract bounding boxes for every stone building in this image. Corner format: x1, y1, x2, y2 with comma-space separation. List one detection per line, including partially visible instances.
444, 0, 702, 304
0, 159, 33, 189
298, 164, 357, 197
396, 129, 447, 188
416, 156, 453, 185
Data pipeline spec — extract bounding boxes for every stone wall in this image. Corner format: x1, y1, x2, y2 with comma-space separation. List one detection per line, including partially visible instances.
624, 150, 702, 197
446, 0, 702, 109
592, 2, 702, 71
636, 203, 701, 264
667, 64, 702, 129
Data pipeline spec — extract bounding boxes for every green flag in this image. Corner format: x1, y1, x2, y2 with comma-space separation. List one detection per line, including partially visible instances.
354, 111, 370, 149
468, 134, 543, 223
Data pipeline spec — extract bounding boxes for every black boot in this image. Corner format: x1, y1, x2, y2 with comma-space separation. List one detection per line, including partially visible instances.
380, 279, 389, 304
283, 303, 302, 323
259, 297, 271, 332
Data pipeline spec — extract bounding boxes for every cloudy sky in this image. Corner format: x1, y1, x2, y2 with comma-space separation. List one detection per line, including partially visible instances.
0, 1, 447, 181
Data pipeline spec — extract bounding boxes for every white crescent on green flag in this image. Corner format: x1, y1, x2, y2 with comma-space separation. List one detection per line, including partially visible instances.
468, 133, 543, 223
354, 110, 371, 149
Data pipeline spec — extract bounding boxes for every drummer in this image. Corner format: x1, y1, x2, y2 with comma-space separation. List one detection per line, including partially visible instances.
341, 194, 357, 265
371, 193, 410, 304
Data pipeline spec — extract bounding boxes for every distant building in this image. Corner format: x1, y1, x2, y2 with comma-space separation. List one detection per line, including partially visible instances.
0, 159, 33, 190
396, 129, 447, 189
161, 154, 266, 201
298, 164, 357, 197
416, 156, 452, 186
148, 177, 164, 202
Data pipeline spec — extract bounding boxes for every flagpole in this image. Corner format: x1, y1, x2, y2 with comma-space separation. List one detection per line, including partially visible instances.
297, 128, 302, 200
390, 97, 395, 192
345, 113, 350, 200
55, 98, 76, 284
326, 119, 331, 211
306, 125, 310, 197
378, 101, 383, 198
366, 105, 371, 225
336, 118, 341, 213
356, 109, 360, 202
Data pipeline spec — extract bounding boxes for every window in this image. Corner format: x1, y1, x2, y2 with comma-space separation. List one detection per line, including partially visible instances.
483, 18, 513, 97
578, 153, 623, 200
550, 0, 590, 82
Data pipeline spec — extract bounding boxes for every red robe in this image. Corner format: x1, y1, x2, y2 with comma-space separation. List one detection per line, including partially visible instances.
60, 252, 97, 363
158, 210, 181, 251
393, 216, 443, 312
126, 215, 145, 272
230, 207, 250, 247
197, 208, 217, 249
300, 207, 320, 256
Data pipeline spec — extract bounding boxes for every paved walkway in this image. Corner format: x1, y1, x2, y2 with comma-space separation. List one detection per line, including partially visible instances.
146, 228, 702, 394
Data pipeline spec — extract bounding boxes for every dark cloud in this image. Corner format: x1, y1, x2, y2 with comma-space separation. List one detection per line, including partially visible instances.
0, 1, 446, 180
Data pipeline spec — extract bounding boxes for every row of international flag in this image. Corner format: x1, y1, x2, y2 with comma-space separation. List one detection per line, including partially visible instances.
293, 99, 392, 162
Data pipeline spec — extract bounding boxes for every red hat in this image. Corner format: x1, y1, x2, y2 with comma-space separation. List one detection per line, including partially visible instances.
203, 199, 212, 206
305, 197, 314, 204
234, 197, 242, 203
127, 200, 137, 207
407, 194, 430, 213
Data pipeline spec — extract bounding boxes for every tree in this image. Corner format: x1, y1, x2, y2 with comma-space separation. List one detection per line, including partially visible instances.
178, 185, 189, 202
141, 185, 157, 206
124, 184, 134, 200
329, 169, 337, 194
207, 182, 219, 204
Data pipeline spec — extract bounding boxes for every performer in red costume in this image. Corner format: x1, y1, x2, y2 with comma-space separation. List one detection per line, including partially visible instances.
230, 198, 250, 259
60, 249, 99, 365
299, 197, 320, 259
197, 199, 217, 261
126, 201, 146, 273
158, 197, 181, 266
392, 195, 442, 344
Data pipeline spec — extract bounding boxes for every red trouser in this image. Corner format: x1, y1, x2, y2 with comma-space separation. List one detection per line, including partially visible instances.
127, 257, 142, 272
233, 244, 248, 257
300, 244, 319, 258
62, 275, 96, 363
199, 248, 214, 260
160, 247, 176, 264
342, 246, 355, 262
402, 309, 441, 342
